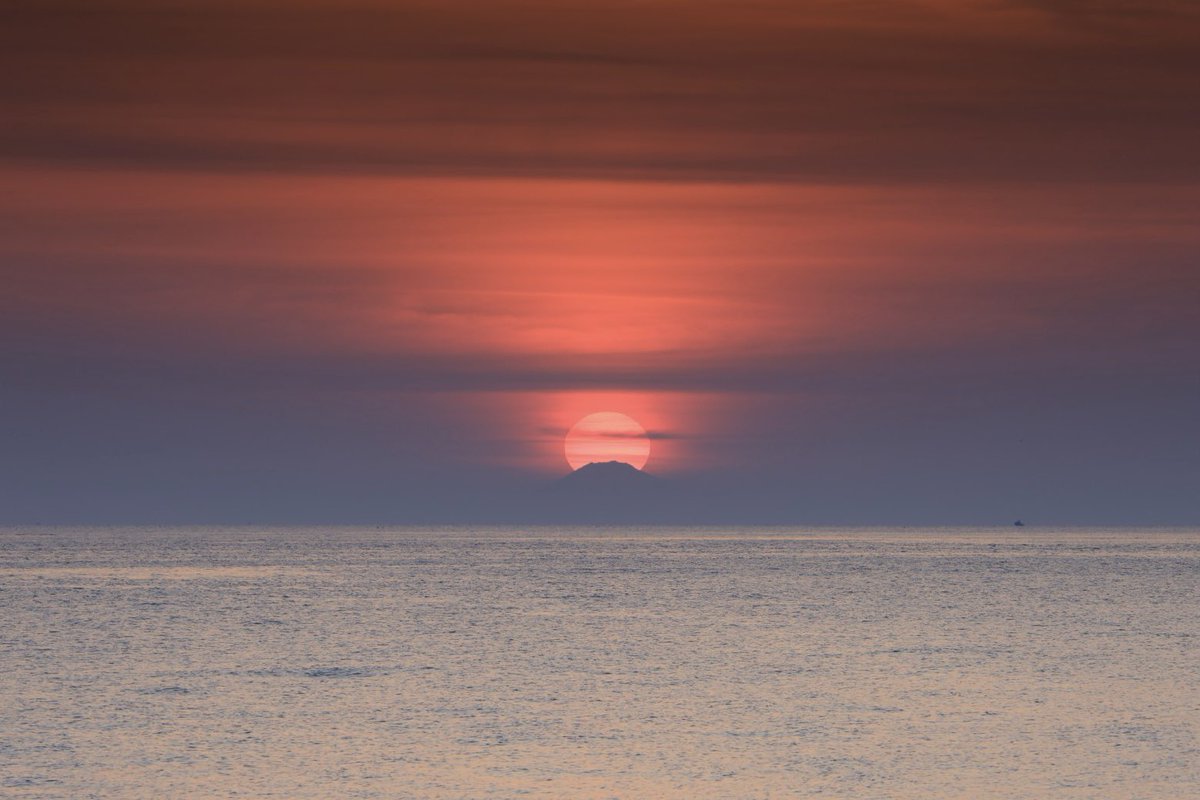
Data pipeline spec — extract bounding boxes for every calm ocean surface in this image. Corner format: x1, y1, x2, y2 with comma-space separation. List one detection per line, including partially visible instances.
1, 526, 1197, 799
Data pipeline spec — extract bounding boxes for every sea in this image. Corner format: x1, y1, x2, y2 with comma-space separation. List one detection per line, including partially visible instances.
2, 526, 1197, 799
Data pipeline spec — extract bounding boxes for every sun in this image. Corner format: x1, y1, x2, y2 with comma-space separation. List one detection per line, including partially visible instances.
564, 412, 651, 471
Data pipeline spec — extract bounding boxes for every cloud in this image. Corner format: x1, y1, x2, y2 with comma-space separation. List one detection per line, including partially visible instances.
2, 1, 1198, 184
1017, 0, 1200, 21
537, 425, 684, 440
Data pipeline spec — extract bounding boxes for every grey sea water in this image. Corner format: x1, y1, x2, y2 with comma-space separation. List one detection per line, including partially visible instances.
1, 526, 1198, 799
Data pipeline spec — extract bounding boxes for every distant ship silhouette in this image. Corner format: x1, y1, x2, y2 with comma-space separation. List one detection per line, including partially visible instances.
1014, 520, 1026, 527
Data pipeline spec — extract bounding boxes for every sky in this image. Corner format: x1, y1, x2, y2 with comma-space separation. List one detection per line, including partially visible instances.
2, 0, 1198, 524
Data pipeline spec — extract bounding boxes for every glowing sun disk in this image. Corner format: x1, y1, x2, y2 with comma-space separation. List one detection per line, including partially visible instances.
564, 412, 651, 471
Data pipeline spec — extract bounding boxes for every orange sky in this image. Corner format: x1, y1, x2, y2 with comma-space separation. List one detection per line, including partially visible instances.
2, 1, 1197, 519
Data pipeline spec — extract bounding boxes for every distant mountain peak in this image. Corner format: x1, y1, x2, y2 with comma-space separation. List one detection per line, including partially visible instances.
540, 461, 666, 521
567, 460, 652, 475
555, 461, 657, 488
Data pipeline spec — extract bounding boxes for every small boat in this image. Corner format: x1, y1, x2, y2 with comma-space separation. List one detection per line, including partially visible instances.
1014, 520, 1025, 527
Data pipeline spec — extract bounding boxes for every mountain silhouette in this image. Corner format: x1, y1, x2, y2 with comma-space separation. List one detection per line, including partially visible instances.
554, 461, 657, 492
538, 461, 670, 522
